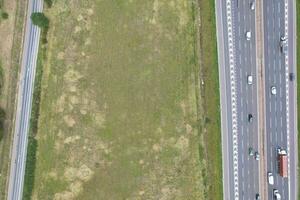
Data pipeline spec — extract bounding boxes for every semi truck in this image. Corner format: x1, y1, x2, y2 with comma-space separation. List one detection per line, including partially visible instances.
277, 148, 288, 178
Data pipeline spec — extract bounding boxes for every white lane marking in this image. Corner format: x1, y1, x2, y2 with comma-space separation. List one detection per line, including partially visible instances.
225, 1, 239, 199
284, 0, 291, 198
271, 149, 273, 169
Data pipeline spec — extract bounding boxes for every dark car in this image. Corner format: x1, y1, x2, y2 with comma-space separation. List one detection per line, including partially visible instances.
289, 73, 295, 81
248, 114, 253, 122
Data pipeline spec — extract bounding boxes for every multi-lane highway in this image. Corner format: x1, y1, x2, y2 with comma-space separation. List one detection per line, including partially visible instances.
216, 0, 259, 199
264, 0, 297, 199
7, 0, 43, 199
216, 0, 297, 199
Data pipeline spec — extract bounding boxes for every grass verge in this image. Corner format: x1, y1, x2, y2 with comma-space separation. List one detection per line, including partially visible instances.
196, 0, 223, 199
23, 27, 48, 200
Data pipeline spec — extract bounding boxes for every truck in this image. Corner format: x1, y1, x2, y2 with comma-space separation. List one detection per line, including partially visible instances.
277, 148, 288, 177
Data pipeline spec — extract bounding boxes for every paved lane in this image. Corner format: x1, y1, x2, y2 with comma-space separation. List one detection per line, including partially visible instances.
263, 0, 297, 199
7, 0, 43, 199
217, 0, 297, 199
216, 0, 259, 199
287, 0, 298, 199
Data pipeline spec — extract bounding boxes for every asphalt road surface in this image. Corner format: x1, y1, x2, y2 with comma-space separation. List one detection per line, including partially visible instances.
217, 0, 297, 199
7, 0, 43, 199
263, 0, 297, 199
216, 0, 259, 199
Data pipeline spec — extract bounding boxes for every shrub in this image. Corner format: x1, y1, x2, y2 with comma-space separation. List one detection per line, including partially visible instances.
44, 0, 53, 8
1, 11, 8, 19
31, 12, 49, 29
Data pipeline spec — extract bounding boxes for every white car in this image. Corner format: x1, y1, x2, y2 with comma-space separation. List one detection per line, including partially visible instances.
280, 36, 287, 54
271, 86, 277, 95
247, 75, 253, 85
255, 152, 260, 161
246, 31, 251, 40
268, 172, 274, 185
273, 189, 281, 200
250, 2, 255, 10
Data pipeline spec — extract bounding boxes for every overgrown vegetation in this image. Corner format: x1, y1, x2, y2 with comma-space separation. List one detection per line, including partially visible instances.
197, 0, 223, 199
31, 12, 49, 29
23, 24, 49, 200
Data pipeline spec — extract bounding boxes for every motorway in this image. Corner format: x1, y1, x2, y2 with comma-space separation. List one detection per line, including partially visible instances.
216, 0, 259, 199
7, 0, 43, 199
264, 0, 297, 199
216, 0, 297, 199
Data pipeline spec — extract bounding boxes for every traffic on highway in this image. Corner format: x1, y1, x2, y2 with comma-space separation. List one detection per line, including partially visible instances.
216, 0, 297, 199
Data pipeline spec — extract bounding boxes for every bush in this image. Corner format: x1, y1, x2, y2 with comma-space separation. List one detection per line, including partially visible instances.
44, 0, 53, 8
31, 12, 49, 29
1, 11, 8, 19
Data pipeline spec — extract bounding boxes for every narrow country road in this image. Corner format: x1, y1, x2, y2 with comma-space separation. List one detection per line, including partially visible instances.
7, 0, 43, 199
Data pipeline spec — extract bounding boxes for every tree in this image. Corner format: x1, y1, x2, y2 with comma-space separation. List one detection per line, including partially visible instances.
31, 12, 49, 29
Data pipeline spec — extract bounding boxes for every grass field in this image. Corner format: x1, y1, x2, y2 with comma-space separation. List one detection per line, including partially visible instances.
29, 0, 214, 199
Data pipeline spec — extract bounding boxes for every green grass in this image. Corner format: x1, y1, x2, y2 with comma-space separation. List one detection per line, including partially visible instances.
28, 0, 211, 199
23, 28, 48, 200
296, 1, 300, 199
197, 0, 223, 199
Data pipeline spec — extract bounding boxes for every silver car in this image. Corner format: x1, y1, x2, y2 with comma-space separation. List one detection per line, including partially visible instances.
246, 31, 251, 40
255, 152, 260, 161
271, 86, 277, 95
250, 2, 255, 10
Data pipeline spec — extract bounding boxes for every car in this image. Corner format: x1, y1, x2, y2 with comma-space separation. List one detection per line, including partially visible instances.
281, 43, 288, 54
280, 36, 287, 54
249, 147, 254, 156
280, 35, 287, 41
250, 2, 255, 10
248, 114, 253, 122
268, 172, 274, 185
246, 31, 251, 40
289, 73, 295, 81
277, 147, 287, 155
247, 75, 253, 85
255, 152, 260, 160
273, 189, 281, 200
256, 194, 261, 200
271, 86, 277, 95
